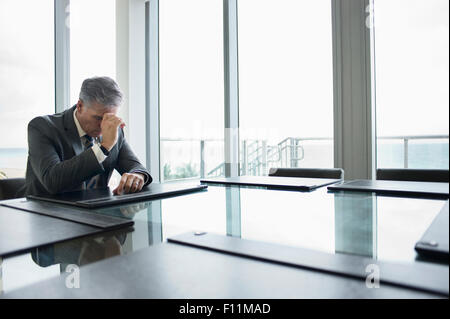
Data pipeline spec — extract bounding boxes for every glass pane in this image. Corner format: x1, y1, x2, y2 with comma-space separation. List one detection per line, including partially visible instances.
374, 0, 449, 169
0, 0, 54, 178
238, 0, 334, 175
69, 0, 116, 104
159, 0, 224, 182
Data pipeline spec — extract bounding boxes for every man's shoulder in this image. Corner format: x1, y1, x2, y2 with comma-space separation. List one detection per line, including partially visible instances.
28, 114, 52, 126
28, 107, 72, 130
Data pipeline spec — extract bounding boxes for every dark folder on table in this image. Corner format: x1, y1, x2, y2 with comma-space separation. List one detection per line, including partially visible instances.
200, 176, 341, 191
26, 182, 208, 208
327, 179, 449, 198
0, 204, 132, 256
415, 201, 449, 260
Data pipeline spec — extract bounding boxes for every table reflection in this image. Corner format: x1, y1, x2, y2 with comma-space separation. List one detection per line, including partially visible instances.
334, 192, 377, 258
31, 228, 130, 270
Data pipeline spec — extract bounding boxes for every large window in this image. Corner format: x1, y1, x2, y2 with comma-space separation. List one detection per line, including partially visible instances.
374, 0, 449, 169
69, 0, 119, 186
0, 0, 55, 178
69, 0, 116, 105
237, 0, 334, 176
3, 0, 447, 183
159, 0, 224, 182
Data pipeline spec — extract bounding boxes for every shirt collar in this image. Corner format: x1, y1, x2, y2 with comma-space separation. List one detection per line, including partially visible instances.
73, 109, 86, 138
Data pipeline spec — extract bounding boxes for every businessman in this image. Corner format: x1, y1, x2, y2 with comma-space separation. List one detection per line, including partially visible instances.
19, 76, 152, 196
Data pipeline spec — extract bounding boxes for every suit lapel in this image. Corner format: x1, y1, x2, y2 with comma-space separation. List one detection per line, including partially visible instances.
62, 105, 84, 156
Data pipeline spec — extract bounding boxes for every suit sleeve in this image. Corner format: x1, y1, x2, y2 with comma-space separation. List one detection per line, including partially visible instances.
27, 118, 105, 194
116, 131, 153, 186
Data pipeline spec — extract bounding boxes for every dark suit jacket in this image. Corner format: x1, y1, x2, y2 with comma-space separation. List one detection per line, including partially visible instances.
19, 105, 152, 196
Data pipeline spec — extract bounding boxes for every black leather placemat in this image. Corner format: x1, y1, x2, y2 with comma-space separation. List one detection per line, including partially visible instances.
2, 200, 133, 229
27, 183, 208, 208
415, 201, 449, 259
328, 180, 449, 198
201, 176, 340, 191
168, 232, 449, 297
0, 205, 111, 257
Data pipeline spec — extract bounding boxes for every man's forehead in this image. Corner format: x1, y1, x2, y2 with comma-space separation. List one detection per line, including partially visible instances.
88, 102, 119, 115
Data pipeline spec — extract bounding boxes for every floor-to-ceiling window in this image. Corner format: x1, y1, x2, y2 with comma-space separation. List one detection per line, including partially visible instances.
0, 0, 55, 178
159, 0, 224, 182
373, 0, 449, 169
237, 0, 334, 176
0, 0, 61, 291
68, 0, 119, 186
69, 0, 116, 105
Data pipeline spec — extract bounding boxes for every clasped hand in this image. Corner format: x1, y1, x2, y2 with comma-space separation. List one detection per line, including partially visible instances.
113, 173, 145, 195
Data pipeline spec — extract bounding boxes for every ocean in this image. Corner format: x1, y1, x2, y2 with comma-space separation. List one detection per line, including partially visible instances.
0, 148, 28, 169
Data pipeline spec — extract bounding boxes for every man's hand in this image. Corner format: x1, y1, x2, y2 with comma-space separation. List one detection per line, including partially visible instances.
113, 173, 145, 195
100, 113, 125, 151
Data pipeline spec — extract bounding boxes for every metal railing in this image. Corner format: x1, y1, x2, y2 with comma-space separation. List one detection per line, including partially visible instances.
377, 135, 449, 169
160, 134, 449, 180
2, 135, 446, 181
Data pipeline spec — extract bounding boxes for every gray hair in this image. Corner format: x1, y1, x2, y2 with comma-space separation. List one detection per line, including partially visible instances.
79, 76, 123, 107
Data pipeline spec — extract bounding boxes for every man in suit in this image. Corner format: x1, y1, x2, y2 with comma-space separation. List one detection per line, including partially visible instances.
19, 76, 152, 196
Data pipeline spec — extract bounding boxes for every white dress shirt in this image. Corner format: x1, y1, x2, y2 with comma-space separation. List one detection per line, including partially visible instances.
73, 109, 107, 163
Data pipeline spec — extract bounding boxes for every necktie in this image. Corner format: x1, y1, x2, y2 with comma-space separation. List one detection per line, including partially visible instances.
82, 135, 100, 189
83, 135, 94, 149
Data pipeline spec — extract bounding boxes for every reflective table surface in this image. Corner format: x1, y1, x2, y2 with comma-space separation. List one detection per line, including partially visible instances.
0, 181, 448, 294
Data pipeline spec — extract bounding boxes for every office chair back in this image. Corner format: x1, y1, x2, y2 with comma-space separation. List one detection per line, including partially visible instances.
268, 168, 344, 179
0, 178, 26, 200
376, 169, 449, 183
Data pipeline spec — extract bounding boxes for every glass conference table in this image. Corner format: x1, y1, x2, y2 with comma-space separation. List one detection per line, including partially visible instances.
0, 181, 447, 295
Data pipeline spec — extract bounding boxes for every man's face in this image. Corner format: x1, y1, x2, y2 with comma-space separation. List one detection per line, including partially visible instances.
76, 100, 119, 138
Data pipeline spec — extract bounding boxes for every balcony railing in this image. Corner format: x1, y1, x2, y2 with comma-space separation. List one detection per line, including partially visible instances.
377, 135, 449, 169
1, 135, 447, 180
160, 135, 449, 181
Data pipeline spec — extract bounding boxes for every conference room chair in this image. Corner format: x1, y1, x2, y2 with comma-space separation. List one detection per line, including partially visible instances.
268, 168, 344, 179
376, 169, 449, 183
0, 178, 26, 200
